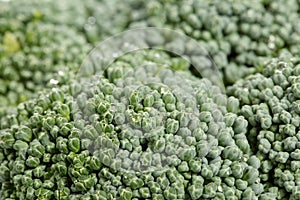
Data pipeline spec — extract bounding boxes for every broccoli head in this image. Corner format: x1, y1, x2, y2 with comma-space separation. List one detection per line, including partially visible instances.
0, 50, 262, 199
228, 56, 300, 199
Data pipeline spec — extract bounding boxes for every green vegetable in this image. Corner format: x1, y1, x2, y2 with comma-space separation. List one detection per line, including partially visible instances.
0, 50, 257, 199
228, 57, 300, 198
2, 0, 300, 199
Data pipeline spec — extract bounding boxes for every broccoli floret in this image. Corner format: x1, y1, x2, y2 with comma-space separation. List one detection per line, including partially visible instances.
0, 1, 92, 110
228, 57, 300, 198
0, 50, 260, 199
123, 0, 300, 84
3, 0, 300, 199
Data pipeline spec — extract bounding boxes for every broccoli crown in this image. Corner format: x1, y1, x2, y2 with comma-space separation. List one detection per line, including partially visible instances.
0, 23, 90, 106
0, 0, 135, 43
2, 0, 300, 199
3, 0, 300, 110
125, 0, 300, 84
228, 57, 300, 199
0, 50, 261, 199
0, 1, 92, 110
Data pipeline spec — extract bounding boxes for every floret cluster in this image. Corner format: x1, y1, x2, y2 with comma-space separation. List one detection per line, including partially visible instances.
1, 0, 300, 199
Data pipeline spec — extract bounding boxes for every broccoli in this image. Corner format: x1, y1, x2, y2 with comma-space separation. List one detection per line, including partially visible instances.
228, 56, 300, 199
0, 0, 92, 111
2, 0, 300, 199
123, 0, 300, 84
3, 0, 300, 111
0, 0, 138, 111
0, 23, 90, 107
0, 0, 135, 43
0, 50, 262, 199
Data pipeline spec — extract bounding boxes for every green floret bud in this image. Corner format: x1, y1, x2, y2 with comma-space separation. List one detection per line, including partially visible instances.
0, 131, 15, 149
89, 156, 102, 171
28, 140, 45, 158
13, 160, 25, 174
235, 134, 251, 154
164, 186, 177, 200
235, 179, 248, 191
280, 124, 296, 136
15, 126, 32, 142
199, 111, 212, 123
120, 188, 132, 200
26, 156, 40, 168
32, 165, 46, 178
152, 194, 164, 200
231, 162, 246, 179
242, 187, 256, 199
233, 116, 248, 134
188, 184, 203, 200
283, 136, 298, 151
13, 140, 28, 159
218, 129, 234, 147
42, 117, 56, 131
207, 146, 222, 159
247, 156, 261, 169
224, 177, 235, 187
275, 152, 289, 163
43, 180, 55, 189
192, 128, 207, 141
224, 113, 237, 127
291, 186, 300, 199
291, 83, 300, 98
55, 103, 70, 119
139, 187, 151, 199
227, 96, 240, 113
258, 138, 271, 154
203, 182, 218, 198
241, 105, 253, 118
243, 167, 259, 185
51, 89, 65, 102
68, 137, 81, 153
140, 151, 152, 167
178, 146, 196, 161
292, 100, 300, 114
26, 187, 35, 199
55, 162, 67, 176
72, 181, 86, 192
201, 164, 213, 179
260, 116, 272, 130
21, 175, 33, 186
144, 94, 155, 107
149, 181, 162, 194
250, 182, 264, 195
56, 137, 69, 154
165, 118, 179, 134
189, 159, 202, 173
196, 140, 210, 158
0, 164, 10, 182
291, 161, 300, 171
162, 92, 176, 104
178, 112, 191, 127
157, 175, 170, 190
178, 161, 189, 172
291, 149, 300, 160
222, 146, 242, 161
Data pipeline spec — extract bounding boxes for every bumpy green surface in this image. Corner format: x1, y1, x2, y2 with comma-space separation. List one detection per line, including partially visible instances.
0, 50, 261, 199
2, 0, 300, 107
0, 0, 134, 109
228, 57, 300, 199
0, 0, 92, 109
1, 0, 300, 199
125, 0, 300, 83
